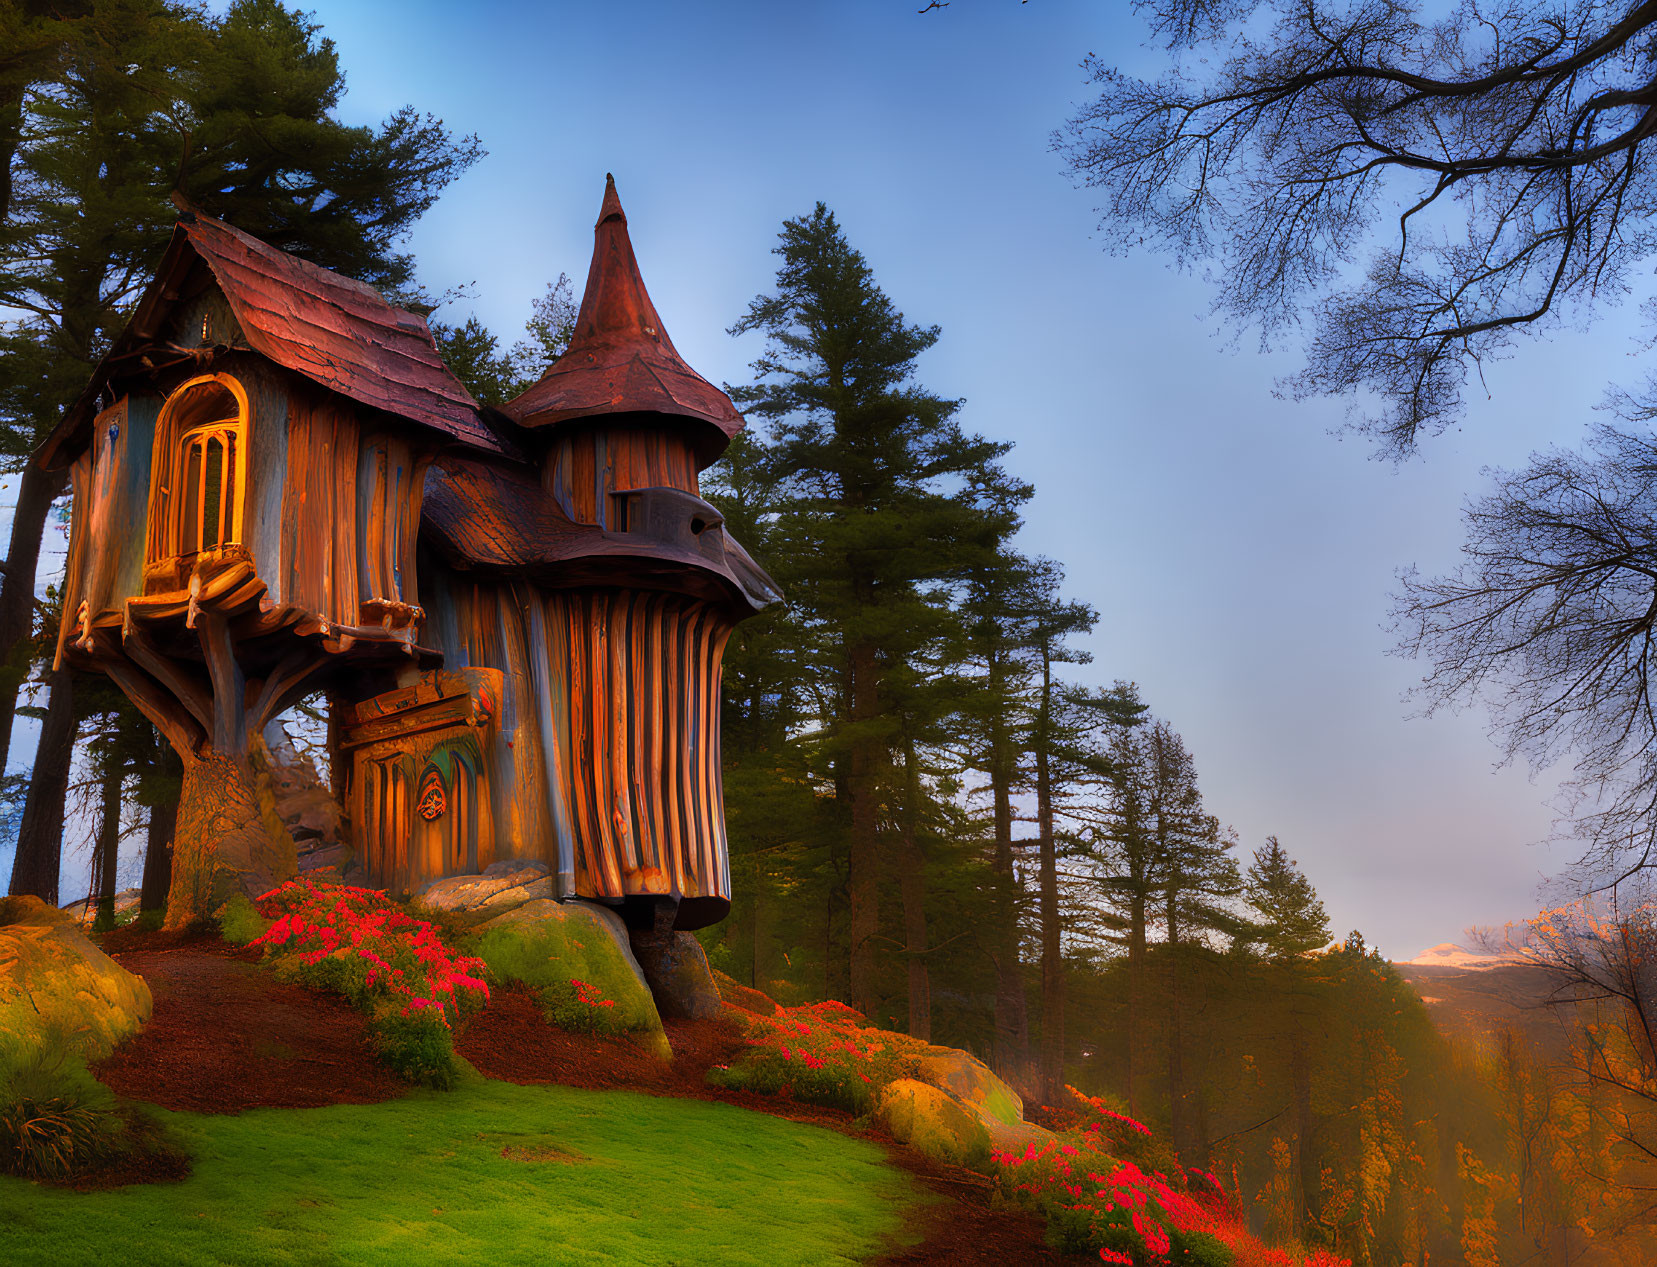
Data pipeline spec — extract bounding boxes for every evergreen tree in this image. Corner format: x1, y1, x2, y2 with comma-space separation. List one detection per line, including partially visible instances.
1028, 594, 1101, 1098
1078, 687, 1158, 1111
431, 274, 577, 406
957, 546, 1045, 1072
1244, 837, 1334, 1237
1, 0, 479, 899
1142, 721, 1240, 1157
1246, 837, 1333, 962
730, 203, 1009, 1019
431, 317, 521, 406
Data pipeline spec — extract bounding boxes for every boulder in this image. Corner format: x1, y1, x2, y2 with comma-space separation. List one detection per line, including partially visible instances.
911, 1044, 1023, 1126
629, 929, 722, 1021
471, 898, 670, 1060
60, 887, 143, 927
875, 1078, 992, 1170
0, 896, 152, 1084
413, 861, 553, 915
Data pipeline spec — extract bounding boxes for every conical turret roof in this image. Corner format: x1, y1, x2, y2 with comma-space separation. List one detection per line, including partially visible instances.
501, 176, 743, 465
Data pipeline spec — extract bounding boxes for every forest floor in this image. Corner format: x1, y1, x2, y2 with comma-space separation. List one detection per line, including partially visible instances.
15, 926, 1064, 1265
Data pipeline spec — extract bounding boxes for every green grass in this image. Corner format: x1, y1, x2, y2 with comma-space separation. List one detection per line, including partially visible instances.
0, 1073, 928, 1266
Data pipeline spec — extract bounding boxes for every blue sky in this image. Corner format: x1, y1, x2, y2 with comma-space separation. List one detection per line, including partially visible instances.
16, 0, 1646, 956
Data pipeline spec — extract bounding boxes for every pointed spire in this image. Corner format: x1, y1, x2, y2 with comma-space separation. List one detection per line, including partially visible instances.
598, 171, 624, 224
502, 175, 743, 465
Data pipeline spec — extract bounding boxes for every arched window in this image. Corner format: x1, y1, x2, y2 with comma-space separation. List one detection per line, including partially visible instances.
148, 375, 248, 565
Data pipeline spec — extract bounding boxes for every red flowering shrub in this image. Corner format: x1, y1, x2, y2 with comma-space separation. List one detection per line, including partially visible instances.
992, 1088, 1350, 1267
537, 976, 627, 1035
1053, 1086, 1184, 1181
250, 879, 489, 1087
707, 999, 922, 1114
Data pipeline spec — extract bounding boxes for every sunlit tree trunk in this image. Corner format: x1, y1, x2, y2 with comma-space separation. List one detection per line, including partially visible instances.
165, 740, 296, 928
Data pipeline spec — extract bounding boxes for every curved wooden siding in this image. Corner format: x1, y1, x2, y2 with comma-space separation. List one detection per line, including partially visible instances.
543, 422, 700, 528
544, 588, 733, 904
421, 572, 734, 908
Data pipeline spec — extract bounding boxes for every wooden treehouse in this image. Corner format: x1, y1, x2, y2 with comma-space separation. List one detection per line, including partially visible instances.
37, 178, 779, 933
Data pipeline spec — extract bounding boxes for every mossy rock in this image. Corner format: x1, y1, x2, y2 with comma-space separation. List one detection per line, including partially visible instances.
0, 896, 152, 1086
470, 899, 669, 1061
875, 1078, 992, 1170
911, 1045, 1023, 1127
413, 862, 553, 919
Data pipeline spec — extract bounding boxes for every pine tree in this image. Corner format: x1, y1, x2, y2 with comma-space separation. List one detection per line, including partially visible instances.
957, 547, 1045, 1071
431, 274, 577, 405
1246, 837, 1333, 962
1244, 836, 1334, 1237
1, 0, 479, 899
730, 203, 1009, 1020
1142, 721, 1240, 1157
703, 429, 839, 998
1078, 690, 1155, 1112
1028, 595, 1101, 1098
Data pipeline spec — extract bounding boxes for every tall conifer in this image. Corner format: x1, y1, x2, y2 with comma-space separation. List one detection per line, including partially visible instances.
731, 203, 1009, 1019
1244, 836, 1334, 1235
0, 0, 479, 898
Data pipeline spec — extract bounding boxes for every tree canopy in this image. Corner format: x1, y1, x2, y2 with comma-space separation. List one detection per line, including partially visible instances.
2, 0, 481, 898
1057, 0, 1657, 456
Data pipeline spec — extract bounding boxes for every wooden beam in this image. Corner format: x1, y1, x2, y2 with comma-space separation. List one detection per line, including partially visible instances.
98, 653, 204, 759
197, 611, 246, 756
248, 643, 331, 735
121, 615, 214, 735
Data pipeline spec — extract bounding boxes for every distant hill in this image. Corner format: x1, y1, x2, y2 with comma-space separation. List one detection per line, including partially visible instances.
1403, 941, 1529, 969
1393, 955, 1575, 1060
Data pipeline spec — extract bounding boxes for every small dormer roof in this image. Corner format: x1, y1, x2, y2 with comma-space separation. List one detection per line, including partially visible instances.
500, 176, 743, 466
38, 200, 512, 469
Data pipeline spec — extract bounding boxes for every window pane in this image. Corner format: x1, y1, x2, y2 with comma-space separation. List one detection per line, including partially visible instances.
223, 431, 237, 546
181, 441, 203, 555
203, 437, 223, 549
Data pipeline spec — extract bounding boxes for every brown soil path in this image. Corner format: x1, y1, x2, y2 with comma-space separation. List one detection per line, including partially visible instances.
95, 931, 1067, 1262
96, 932, 405, 1112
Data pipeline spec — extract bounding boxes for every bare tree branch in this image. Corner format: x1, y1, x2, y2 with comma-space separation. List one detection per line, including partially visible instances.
1059, 0, 1657, 455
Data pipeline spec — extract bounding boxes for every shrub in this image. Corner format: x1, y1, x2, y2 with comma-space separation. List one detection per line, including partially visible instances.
538, 977, 626, 1036
0, 1090, 114, 1180
707, 999, 923, 1115
370, 1011, 459, 1090
250, 879, 489, 1088
0, 1038, 186, 1185
218, 892, 270, 946
991, 1087, 1348, 1267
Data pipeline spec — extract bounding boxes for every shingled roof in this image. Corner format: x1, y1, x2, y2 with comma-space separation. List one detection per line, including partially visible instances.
38, 202, 510, 469
501, 176, 744, 466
